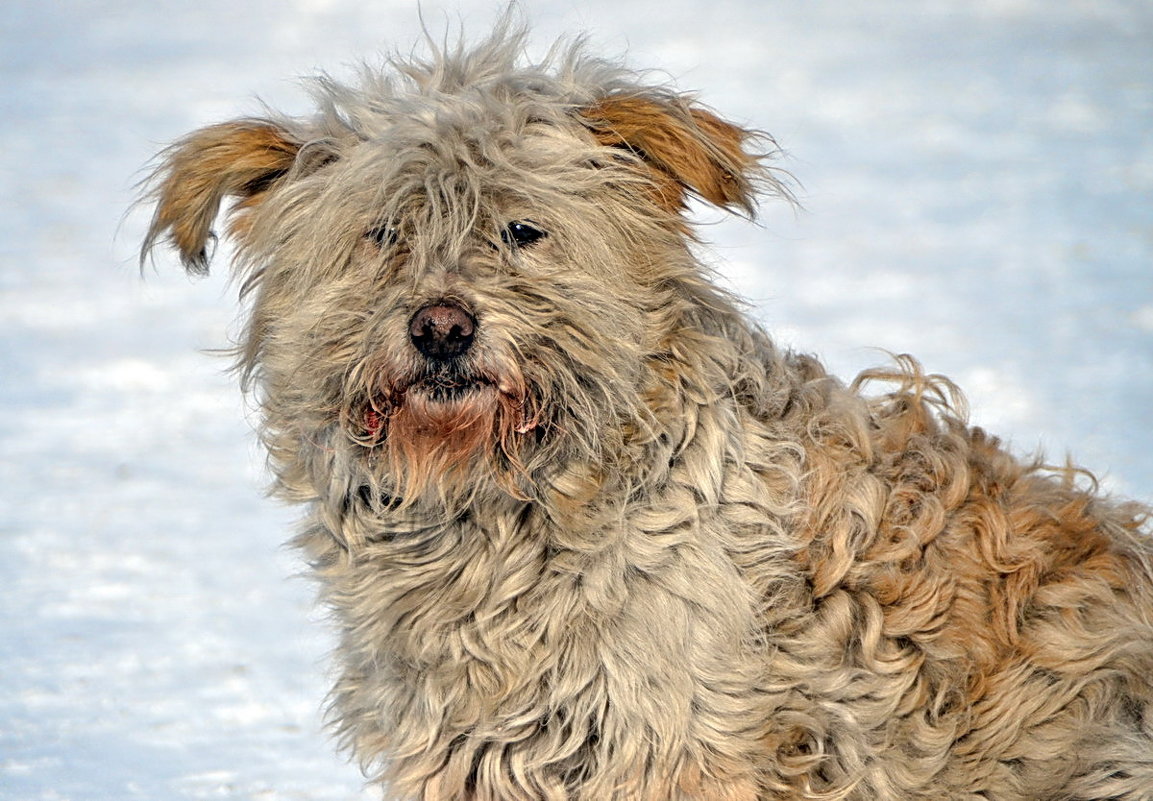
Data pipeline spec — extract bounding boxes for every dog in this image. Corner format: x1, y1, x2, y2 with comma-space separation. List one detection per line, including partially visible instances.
141, 23, 1153, 801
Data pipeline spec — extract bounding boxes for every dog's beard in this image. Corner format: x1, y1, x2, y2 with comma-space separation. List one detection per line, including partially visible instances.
351, 359, 540, 505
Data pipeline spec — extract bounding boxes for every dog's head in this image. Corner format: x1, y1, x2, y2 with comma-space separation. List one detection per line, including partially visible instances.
142, 26, 789, 510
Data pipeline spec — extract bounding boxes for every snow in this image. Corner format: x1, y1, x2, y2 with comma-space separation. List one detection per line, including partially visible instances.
1, 1, 1150, 798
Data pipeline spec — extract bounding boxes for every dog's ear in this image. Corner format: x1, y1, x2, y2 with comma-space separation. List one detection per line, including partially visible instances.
142, 120, 304, 275
579, 95, 765, 215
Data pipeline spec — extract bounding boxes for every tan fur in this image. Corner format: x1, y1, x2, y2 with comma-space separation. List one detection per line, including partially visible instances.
580, 97, 761, 213
142, 120, 301, 272
141, 23, 1153, 801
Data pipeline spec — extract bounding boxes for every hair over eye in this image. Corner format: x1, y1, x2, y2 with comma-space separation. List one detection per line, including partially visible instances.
501, 221, 547, 248
366, 223, 399, 248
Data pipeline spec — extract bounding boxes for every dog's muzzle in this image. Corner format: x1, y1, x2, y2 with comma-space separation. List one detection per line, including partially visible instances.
353, 298, 538, 445
404, 299, 492, 404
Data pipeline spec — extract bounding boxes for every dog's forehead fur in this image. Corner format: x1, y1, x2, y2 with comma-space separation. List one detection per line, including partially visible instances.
231, 35, 740, 292
296, 34, 676, 191
308, 28, 644, 137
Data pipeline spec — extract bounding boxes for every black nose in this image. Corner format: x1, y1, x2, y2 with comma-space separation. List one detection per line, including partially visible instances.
409, 302, 476, 360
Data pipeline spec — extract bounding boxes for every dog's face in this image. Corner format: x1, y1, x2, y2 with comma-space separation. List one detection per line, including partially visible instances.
144, 34, 783, 508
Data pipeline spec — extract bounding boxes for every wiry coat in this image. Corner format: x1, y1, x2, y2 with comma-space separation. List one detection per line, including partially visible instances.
142, 25, 1153, 801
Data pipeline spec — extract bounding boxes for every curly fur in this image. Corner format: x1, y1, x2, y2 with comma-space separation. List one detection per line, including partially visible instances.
141, 21, 1153, 801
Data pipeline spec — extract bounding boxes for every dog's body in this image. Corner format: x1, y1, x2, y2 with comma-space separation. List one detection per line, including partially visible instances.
143, 25, 1153, 801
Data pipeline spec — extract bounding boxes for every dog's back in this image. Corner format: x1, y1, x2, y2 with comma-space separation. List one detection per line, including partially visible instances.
759, 355, 1153, 798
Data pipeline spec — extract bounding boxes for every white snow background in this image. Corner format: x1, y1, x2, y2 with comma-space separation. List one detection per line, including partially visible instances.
2, 1, 1151, 798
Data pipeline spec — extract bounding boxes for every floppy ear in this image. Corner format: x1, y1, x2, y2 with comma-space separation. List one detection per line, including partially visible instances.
579, 95, 769, 214
141, 120, 302, 274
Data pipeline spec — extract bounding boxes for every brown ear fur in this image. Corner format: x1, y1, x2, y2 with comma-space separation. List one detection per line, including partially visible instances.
580, 96, 762, 214
142, 121, 301, 274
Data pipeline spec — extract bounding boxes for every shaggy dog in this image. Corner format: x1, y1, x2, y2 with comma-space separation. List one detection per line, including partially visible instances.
142, 24, 1153, 801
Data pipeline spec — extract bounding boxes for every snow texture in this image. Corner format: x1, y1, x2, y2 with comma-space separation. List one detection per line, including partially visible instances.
1, 1, 1150, 798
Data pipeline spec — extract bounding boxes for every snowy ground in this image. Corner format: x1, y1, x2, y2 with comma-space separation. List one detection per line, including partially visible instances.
1, 1, 1150, 798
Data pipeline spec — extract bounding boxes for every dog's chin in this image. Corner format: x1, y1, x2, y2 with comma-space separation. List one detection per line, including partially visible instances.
355, 370, 538, 502
404, 380, 500, 429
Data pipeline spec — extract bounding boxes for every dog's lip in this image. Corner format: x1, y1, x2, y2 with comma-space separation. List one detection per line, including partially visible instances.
414, 371, 494, 400
356, 369, 536, 440
357, 377, 493, 440
373, 370, 515, 410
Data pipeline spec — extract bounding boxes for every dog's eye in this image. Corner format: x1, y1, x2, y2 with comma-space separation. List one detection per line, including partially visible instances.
366, 224, 399, 249
501, 221, 547, 248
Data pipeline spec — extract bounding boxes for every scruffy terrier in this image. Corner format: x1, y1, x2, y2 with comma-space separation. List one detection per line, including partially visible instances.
142, 24, 1153, 801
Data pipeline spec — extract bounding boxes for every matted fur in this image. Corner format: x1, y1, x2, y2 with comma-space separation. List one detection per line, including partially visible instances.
141, 22, 1153, 801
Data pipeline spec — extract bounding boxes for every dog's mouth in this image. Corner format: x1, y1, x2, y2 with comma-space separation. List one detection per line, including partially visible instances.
357, 363, 537, 443
415, 367, 495, 403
